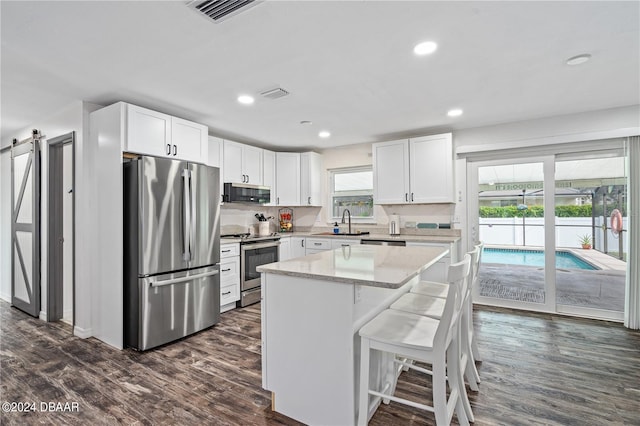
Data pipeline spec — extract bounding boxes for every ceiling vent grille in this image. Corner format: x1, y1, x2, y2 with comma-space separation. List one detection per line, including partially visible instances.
187, 0, 261, 23
260, 87, 290, 100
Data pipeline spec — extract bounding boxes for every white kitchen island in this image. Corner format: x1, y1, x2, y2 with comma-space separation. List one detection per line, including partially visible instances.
258, 244, 449, 425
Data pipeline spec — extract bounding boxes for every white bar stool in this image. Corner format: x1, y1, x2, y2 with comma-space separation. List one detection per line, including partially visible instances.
389, 247, 479, 422
411, 243, 484, 384
357, 255, 471, 426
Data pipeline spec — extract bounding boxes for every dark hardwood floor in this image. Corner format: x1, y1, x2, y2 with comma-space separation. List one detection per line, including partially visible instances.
1, 300, 639, 425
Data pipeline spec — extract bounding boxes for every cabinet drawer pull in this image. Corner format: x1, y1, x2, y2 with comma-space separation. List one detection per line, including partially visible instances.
221, 268, 231, 272
246, 175, 250, 183
411, 193, 414, 202
405, 193, 408, 202
221, 249, 231, 253
173, 145, 177, 156
222, 291, 231, 296
166, 144, 171, 155
314, 242, 322, 246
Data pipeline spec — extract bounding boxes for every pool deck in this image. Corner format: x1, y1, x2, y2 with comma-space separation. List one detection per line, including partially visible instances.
479, 245, 626, 312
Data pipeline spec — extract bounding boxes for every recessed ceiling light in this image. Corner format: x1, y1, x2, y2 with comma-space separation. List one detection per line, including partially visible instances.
447, 108, 463, 117
319, 131, 331, 138
566, 54, 592, 66
413, 41, 438, 56
237, 95, 254, 105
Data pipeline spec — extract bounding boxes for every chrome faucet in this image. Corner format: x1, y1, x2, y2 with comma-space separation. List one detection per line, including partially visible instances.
341, 209, 352, 234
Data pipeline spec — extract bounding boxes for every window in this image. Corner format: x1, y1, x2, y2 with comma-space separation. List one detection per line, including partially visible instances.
329, 166, 374, 221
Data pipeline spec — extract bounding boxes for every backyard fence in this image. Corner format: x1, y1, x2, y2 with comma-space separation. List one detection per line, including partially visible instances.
479, 216, 628, 259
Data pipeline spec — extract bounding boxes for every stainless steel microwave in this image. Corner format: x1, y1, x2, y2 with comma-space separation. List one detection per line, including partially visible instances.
223, 182, 271, 204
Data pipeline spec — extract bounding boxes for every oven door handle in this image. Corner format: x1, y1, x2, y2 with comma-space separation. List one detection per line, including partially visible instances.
241, 241, 281, 251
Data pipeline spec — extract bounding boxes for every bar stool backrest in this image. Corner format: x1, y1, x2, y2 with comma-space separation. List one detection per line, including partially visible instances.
436, 254, 471, 348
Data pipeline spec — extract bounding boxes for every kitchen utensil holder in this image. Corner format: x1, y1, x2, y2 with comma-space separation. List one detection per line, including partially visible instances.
258, 221, 270, 236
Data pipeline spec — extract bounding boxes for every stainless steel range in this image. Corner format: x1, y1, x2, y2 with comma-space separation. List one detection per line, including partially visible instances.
222, 233, 280, 307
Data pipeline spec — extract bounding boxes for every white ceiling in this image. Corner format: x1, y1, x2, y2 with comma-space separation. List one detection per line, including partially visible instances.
2, 1, 639, 150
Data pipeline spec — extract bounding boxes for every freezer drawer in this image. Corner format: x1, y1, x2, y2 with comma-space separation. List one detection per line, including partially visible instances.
125, 265, 220, 351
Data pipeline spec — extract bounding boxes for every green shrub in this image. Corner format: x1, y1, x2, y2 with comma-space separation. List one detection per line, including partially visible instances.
479, 205, 593, 218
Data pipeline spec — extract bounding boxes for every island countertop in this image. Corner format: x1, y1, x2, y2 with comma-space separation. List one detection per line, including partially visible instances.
257, 245, 448, 289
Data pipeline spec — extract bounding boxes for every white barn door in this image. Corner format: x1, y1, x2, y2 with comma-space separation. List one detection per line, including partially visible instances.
11, 133, 41, 317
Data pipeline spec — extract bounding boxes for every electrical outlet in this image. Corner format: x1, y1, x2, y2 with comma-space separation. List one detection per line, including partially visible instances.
405, 221, 416, 228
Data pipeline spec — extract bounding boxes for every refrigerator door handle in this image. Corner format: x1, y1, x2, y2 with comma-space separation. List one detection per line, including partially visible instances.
149, 269, 220, 288
182, 169, 192, 261
189, 172, 197, 262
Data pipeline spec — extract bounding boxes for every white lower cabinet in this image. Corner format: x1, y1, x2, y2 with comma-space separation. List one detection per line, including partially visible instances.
290, 236, 306, 258
305, 238, 331, 255
304, 238, 359, 255
330, 239, 360, 249
279, 236, 291, 261
220, 243, 240, 312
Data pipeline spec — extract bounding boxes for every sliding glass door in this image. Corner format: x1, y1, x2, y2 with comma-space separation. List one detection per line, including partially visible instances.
554, 153, 626, 320
470, 149, 627, 321
471, 157, 555, 312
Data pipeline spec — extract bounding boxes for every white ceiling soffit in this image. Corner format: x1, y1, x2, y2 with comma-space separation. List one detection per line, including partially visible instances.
186, 0, 262, 23
1, 1, 639, 149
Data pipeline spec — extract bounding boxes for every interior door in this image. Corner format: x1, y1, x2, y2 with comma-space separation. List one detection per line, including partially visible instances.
11, 136, 41, 317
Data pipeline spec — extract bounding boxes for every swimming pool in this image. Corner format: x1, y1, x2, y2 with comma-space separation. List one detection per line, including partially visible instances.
482, 248, 598, 270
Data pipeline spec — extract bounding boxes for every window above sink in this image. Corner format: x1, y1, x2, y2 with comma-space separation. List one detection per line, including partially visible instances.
329, 166, 375, 222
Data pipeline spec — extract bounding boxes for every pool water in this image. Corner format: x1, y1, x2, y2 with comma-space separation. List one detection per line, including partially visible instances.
482, 248, 598, 270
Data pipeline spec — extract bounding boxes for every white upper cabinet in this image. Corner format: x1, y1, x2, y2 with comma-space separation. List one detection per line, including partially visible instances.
372, 139, 411, 204
207, 136, 223, 168
263, 149, 276, 205
223, 140, 263, 185
300, 152, 323, 206
171, 116, 207, 162
124, 103, 206, 163
207, 136, 224, 203
409, 134, 454, 203
275, 152, 301, 206
126, 104, 172, 158
373, 133, 454, 204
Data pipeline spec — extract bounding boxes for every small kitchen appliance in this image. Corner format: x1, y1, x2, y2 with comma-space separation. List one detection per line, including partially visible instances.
389, 214, 400, 235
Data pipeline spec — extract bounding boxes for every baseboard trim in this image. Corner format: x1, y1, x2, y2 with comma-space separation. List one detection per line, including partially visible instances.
0, 293, 11, 303
39, 310, 47, 321
73, 325, 92, 339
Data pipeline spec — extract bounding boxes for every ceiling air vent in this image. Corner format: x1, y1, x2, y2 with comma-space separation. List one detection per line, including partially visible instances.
260, 87, 290, 100
186, 0, 261, 23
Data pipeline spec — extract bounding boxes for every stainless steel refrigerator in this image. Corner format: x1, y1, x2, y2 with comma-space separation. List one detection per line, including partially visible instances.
123, 156, 221, 351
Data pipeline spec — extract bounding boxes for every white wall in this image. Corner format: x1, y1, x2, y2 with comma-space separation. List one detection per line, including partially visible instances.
318, 142, 456, 229
455, 105, 640, 149
455, 104, 640, 253
0, 100, 102, 337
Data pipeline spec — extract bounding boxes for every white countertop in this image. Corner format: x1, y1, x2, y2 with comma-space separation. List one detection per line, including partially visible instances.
257, 245, 448, 288
277, 232, 460, 243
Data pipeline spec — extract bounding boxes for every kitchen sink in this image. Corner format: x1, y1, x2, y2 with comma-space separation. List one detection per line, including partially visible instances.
312, 232, 370, 236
